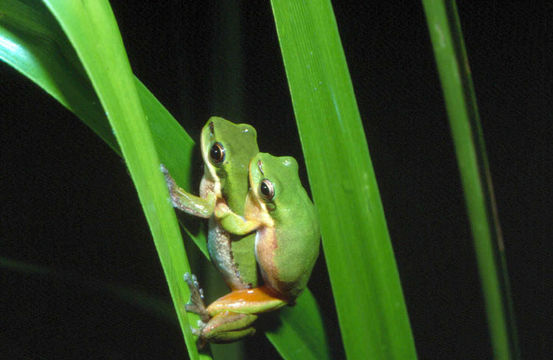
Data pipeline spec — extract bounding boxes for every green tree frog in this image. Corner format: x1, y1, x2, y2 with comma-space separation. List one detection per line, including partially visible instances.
161, 116, 259, 290
190, 152, 320, 344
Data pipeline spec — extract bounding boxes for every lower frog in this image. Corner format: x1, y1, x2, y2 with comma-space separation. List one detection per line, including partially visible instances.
186, 152, 320, 345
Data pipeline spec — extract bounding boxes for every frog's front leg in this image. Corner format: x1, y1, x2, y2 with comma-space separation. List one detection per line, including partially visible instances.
161, 164, 215, 218
215, 202, 261, 235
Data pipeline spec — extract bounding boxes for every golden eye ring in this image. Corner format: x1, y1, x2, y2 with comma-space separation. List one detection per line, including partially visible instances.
209, 142, 225, 164
260, 179, 275, 201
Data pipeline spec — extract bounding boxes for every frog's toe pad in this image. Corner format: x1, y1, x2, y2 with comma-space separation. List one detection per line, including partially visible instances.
183, 273, 209, 321
185, 302, 203, 315
190, 319, 206, 336
183, 272, 194, 285
183, 273, 204, 298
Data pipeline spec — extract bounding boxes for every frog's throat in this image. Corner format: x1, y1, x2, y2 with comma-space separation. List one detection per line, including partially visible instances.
203, 163, 222, 198
246, 171, 274, 227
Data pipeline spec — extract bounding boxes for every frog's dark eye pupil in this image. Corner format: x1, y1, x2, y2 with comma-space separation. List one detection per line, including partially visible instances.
210, 142, 225, 163
260, 182, 270, 195
260, 180, 274, 200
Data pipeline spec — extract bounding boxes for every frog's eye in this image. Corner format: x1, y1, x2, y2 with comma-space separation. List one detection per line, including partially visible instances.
209, 142, 225, 164
259, 179, 275, 201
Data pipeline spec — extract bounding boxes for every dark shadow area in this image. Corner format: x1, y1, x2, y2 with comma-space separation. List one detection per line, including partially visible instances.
1, 1, 550, 359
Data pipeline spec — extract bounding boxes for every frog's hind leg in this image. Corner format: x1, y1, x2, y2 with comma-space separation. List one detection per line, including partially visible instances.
206, 286, 287, 316
183, 273, 209, 322
184, 280, 287, 346
195, 287, 286, 344
199, 311, 257, 345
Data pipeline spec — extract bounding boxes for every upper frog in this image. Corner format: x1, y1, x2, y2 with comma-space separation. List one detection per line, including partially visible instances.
163, 116, 259, 289
199, 117, 257, 216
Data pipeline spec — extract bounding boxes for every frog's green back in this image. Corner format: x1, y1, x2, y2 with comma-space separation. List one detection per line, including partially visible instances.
257, 154, 321, 297
201, 117, 258, 213
202, 117, 260, 288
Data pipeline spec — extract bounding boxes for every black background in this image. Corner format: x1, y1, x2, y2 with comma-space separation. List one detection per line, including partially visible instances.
1, 2, 551, 359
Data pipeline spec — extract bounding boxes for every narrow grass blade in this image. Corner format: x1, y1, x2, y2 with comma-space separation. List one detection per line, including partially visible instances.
271, 1, 417, 359
422, 1, 519, 359
207, 4, 330, 359
40, 1, 203, 358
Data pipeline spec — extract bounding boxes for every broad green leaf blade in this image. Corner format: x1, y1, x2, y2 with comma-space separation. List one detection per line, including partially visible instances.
0, 0, 207, 256
40, 1, 202, 358
1, 2, 329, 358
0, 0, 117, 152
266, 290, 329, 360
422, 1, 519, 359
270, 1, 417, 359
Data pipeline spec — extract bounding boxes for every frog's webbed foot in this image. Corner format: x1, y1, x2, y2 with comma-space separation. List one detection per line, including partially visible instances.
160, 164, 181, 209
160, 164, 177, 206
190, 320, 205, 337
184, 273, 210, 323
160, 165, 214, 217
188, 319, 209, 349
160, 164, 173, 187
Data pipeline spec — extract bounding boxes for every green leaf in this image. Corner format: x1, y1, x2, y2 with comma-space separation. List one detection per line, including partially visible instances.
1, 1, 329, 358
0, 0, 206, 255
39, 0, 202, 358
266, 290, 329, 360
270, 1, 417, 359
422, 1, 519, 359
0, 0, 118, 151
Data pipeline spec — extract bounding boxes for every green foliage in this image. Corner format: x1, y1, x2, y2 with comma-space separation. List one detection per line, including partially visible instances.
41, 0, 202, 358
2, 0, 517, 359
270, 1, 417, 358
422, 1, 518, 359
1, 1, 328, 358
